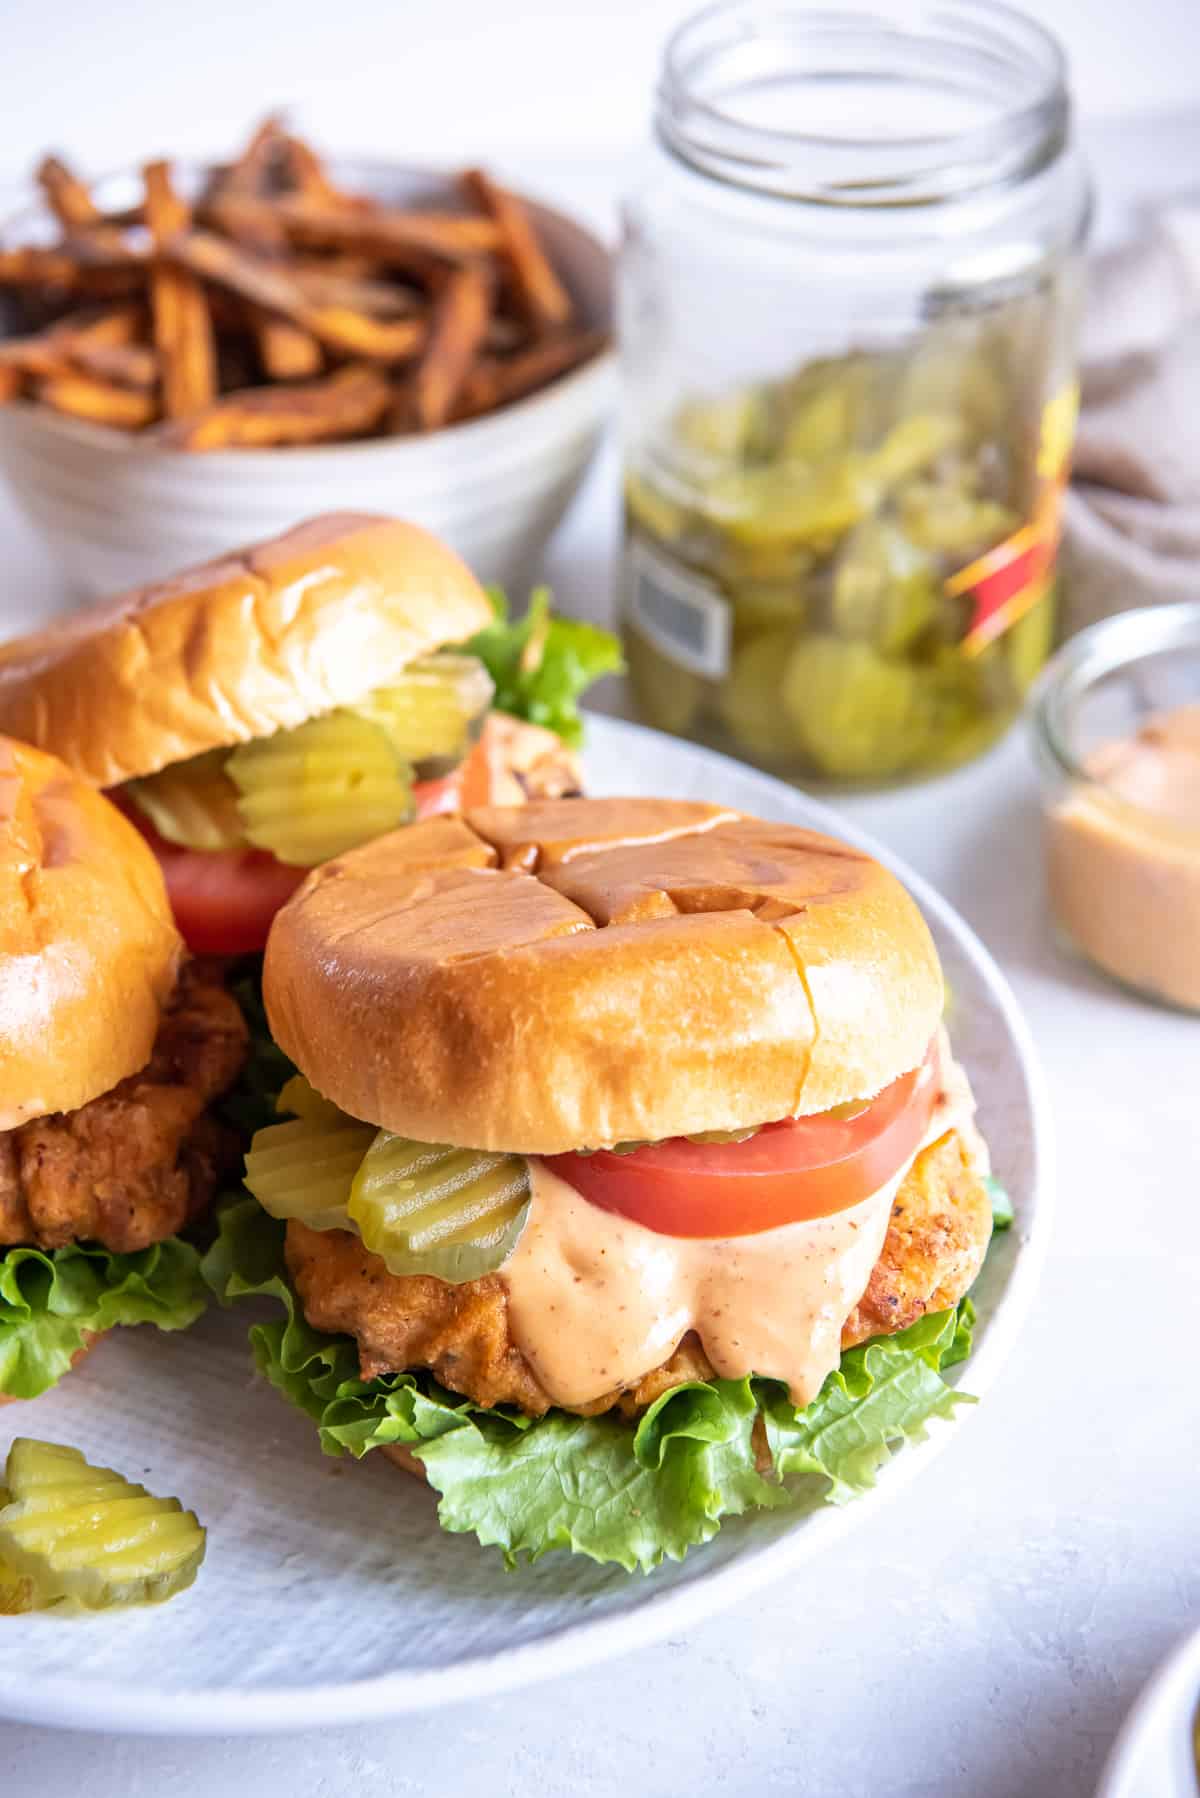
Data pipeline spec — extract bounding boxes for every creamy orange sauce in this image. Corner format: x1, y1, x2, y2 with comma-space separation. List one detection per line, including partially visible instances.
502, 1043, 979, 1410
1047, 704, 1200, 1011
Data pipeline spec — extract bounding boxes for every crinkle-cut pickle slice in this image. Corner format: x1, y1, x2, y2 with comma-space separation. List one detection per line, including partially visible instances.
124, 749, 245, 852
227, 711, 413, 866
348, 1132, 531, 1285
352, 653, 494, 767
0, 1439, 205, 1611
244, 1089, 376, 1233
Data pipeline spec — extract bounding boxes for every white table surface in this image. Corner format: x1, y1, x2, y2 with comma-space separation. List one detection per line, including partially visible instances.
2, 109, 1200, 1798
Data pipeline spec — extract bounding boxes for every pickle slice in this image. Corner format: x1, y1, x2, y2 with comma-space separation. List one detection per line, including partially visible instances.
832, 518, 937, 655
124, 749, 244, 852
275, 1073, 344, 1126
625, 625, 704, 735
348, 1132, 530, 1284
720, 632, 806, 760
0, 1439, 205, 1610
244, 1104, 376, 1233
867, 413, 963, 487
228, 711, 413, 866
783, 636, 923, 780
705, 459, 880, 552
0, 1494, 34, 1615
352, 653, 494, 768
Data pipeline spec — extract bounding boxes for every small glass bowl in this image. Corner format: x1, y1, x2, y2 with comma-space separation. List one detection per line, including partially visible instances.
1030, 603, 1200, 1012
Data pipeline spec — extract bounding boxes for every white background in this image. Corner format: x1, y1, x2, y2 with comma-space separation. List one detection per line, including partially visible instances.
1, 4, 1200, 1796
0, 0, 1199, 183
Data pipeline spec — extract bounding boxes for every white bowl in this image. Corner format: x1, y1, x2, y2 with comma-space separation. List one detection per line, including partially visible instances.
0, 160, 614, 597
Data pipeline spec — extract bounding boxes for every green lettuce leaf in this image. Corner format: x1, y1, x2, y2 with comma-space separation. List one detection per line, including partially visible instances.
204, 1200, 976, 1572
987, 1176, 1013, 1231
466, 587, 623, 749
0, 1236, 207, 1401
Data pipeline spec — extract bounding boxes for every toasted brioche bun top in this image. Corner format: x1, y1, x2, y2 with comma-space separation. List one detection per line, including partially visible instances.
0, 513, 494, 788
264, 797, 944, 1154
0, 738, 181, 1128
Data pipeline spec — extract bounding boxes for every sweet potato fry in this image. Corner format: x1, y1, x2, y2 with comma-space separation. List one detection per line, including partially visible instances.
289, 267, 423, 318
250, 311, 324, 380
280, 135, 350, 208
144, 161, 216, 418
452, 328, 608, 419
155, 363, 390, 450
217, 114, 287, 197
69, 342, 158, 390
0, 244, 142, 297
461, 169, 571, 332
0, 364, 21, 404
0, 305, 145, 380
209, 194, 501, 269
37, 371, 156, 428
413, 264, 492, 429
36, 155, 100, 229
165, 229, 425, 360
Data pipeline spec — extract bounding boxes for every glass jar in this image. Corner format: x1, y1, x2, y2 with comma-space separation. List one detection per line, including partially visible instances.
1031, 604, 1200, 1014
619, 0, 1091, 786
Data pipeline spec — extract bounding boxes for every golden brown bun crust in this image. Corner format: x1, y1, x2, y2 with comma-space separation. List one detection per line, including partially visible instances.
264, 797, 944, 1152
0, 1331, 104, 1403
0, 514, 495, 787
0, 739, 181, 1127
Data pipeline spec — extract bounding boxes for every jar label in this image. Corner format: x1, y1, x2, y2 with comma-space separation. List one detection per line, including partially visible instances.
956, 381, 1077, 657
625, 538, 732, 679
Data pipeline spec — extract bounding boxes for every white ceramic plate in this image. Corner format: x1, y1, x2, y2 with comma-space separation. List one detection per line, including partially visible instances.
0, 716, 1051, 1735
1096, 1625, 1200, 1798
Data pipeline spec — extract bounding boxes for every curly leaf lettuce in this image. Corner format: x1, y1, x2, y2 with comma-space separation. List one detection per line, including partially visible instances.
467, 588, 623, 749
204, 1200, 976, 1572
0, 1237, 207, 1401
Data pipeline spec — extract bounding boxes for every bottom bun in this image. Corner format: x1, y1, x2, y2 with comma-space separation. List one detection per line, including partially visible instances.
381, 1442, 429, 1483
0, 1332, 104, 1406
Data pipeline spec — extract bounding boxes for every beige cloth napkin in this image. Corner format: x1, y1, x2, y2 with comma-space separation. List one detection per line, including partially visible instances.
1061, 201, 1200, 633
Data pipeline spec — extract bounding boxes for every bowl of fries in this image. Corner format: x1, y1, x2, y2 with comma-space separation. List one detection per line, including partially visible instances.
0, 121, 613, 597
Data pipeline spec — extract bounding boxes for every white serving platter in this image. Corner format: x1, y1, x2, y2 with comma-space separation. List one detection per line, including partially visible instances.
0, 715, 1051, 1734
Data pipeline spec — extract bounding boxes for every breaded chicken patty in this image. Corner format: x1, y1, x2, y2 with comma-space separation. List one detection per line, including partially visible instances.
0, 962, 248, 1254
286, 1126, 992, 1420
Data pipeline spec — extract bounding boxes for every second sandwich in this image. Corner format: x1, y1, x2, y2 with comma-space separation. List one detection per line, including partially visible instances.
211, 796, 1002, 1570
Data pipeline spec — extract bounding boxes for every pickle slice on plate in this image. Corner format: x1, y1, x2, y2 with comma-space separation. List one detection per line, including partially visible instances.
0, 1439, 205, 1611
348, 1133, 531, 1285
352, 653, 494, 768
124, 749, 244, 852
244, 1099, 375, 1233
228, 711, 413, 866
0, 1495, 34, 1615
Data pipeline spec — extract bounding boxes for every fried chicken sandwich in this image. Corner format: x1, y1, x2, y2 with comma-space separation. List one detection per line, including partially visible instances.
0, 737, 247, 1401
0, 513, 617, 957
209, 796, 1002, 1569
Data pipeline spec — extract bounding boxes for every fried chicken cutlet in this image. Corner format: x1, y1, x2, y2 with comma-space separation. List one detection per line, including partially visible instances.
286, 1125, 992, 1420
0, 962, 247, 1254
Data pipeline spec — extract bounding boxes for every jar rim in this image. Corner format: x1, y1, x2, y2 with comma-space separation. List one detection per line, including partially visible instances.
1030, 602, 1200, 790
657, 0, 1071, 208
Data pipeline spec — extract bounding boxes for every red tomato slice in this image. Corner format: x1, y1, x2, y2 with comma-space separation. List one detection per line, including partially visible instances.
412, 768, 464, 818
544, 1042, 941, 1239
120, 803, 307, 956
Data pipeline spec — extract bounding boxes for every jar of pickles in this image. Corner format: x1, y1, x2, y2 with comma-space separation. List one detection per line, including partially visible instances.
619, 0, 1090, 784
